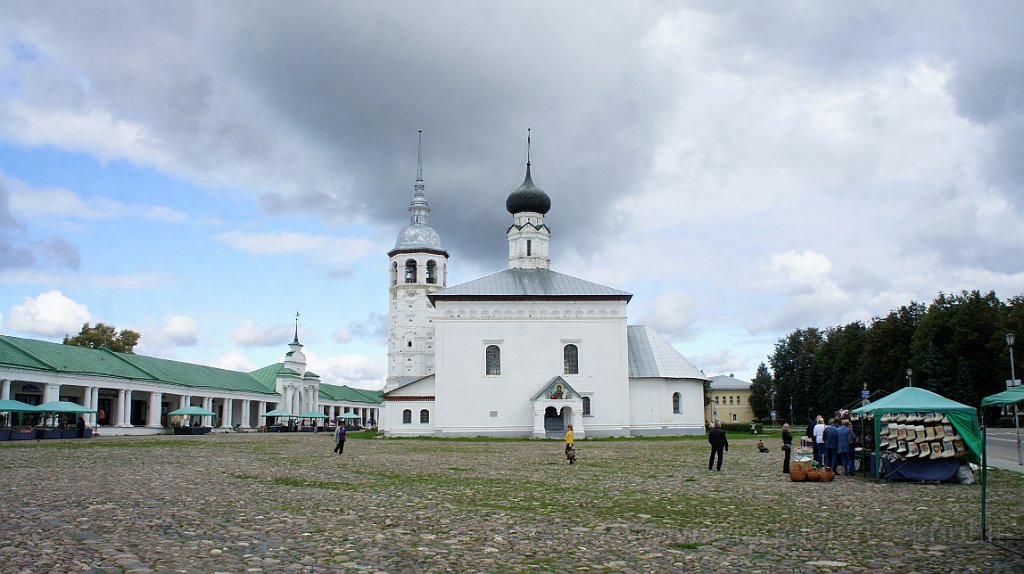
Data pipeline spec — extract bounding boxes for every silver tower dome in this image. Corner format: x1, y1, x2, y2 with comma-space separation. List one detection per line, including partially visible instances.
390, 128, 447, 255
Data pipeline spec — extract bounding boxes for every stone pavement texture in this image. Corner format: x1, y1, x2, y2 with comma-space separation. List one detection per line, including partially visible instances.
2, 433, 1023, 573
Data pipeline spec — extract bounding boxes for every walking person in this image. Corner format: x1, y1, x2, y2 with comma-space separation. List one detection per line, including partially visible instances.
836, 419, 857, 476
565, 424, 575, 464
333, 423, 346, 455
76, 416, 86, 439
781, 423, 793, 474
708, 421, 729, 471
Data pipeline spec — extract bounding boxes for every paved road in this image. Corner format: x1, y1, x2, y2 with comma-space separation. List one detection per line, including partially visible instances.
986, 428, 1024, 471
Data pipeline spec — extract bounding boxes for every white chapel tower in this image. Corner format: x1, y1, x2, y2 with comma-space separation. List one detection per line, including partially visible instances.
506, 130, 551, 269
385, 128, 448, 391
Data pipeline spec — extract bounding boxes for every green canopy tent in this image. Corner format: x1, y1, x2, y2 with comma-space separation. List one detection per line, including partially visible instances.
0, 399, 41, 432
166, 406, 217, 428
297, 412, 328, 419
36, 401, 98, 430
339, 412, 361, 419
260, 409, 295, 428
978, 388, 1024, 543
852, 387, 982, 479
167, 406, 217, 417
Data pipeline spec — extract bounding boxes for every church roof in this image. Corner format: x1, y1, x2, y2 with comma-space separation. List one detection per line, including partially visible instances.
627, 326, 707, 380
429, 268, 632, 301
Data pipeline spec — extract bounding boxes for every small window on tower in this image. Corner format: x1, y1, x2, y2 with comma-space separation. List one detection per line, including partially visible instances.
407, 341, 412, 348
391, 262, 398, 286
527, 239, 532, 256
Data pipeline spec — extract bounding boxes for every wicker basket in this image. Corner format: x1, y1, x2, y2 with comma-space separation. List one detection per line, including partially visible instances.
790, 466, 807, 482
820, 468, 835, 482
806, 468, 821, 481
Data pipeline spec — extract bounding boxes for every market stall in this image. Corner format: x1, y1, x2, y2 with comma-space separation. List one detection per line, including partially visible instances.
852, 387, 981, 481
979, 386, 1024, 544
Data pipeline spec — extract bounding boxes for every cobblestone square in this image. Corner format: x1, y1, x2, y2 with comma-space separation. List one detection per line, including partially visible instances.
2, 433, 1023, 573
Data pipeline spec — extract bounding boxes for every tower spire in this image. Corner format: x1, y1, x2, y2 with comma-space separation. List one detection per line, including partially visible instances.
416, 125, 424, 183
527, 128, 532, 167
293, 311, 300, 343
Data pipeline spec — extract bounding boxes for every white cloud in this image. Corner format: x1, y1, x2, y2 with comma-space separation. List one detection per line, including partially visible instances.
767, 250, 834, 289
214, 230, 380, 269
210, 351, 256, 373
0, 270, 172, 290
306, 351, 386, 390
694, 349, 750, 378
333, 329, 354, 344
160, 315, 199, 346
232, 319, 295, 348
638, 288, 696, 341
8, 290, 91, 337
8, 178, 188, 223
0, 102, 173, 168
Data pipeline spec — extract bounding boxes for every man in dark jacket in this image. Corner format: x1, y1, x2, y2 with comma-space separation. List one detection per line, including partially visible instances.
708, 421, 729, 471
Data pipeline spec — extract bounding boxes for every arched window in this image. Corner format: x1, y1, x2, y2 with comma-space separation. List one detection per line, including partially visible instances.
391, 262, 398, 286
420, 409, 430, 423
729, 396, 734, 405
402, 409, 412, 424
714, 396, 719, 405
582, 396, 591, 416
563, 344, 579, 375
672, 392, 681, 414
485, 345, 501, 375
426, 260, 437, 284
404, 259, 417, 283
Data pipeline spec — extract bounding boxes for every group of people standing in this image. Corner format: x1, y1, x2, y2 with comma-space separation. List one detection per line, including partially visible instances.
809, 415, 857, 475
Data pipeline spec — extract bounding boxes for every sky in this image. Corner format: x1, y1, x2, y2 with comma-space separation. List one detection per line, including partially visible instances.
1, 2, 1022, 390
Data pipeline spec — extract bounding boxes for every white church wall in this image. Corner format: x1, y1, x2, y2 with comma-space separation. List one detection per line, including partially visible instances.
380, 375, 435, 436
628, 377, 706, 435
433, 299, 630, 437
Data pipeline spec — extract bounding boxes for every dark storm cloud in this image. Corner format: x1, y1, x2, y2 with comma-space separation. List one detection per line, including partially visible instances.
2, 1, 669, 269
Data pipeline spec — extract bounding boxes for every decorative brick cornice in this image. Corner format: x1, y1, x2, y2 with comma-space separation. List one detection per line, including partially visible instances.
384, 395, 436, 402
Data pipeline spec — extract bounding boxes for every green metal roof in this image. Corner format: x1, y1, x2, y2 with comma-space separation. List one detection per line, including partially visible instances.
0, 335, 275, 394
318, 382, 383, 404
0, 335, 381, 402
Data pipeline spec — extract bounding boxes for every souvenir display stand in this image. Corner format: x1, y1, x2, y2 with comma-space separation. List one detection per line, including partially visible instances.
851, 387, 981, 482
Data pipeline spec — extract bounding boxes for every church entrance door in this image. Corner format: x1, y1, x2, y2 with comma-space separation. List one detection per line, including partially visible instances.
544, 406, 563, 436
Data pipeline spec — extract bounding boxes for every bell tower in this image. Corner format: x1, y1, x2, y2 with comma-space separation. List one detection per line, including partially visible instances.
385, 128, 448, 391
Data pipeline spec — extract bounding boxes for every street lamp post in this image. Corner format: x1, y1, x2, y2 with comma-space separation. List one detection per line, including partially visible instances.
906, 368, 913, 388
1007, 333, 1022, 466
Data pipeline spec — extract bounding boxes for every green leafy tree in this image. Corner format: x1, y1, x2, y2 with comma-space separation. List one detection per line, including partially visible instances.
749, 362, 774, 421
63, 322, 141, 354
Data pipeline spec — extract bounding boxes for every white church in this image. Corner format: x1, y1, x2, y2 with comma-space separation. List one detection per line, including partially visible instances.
380, 132, 708, 438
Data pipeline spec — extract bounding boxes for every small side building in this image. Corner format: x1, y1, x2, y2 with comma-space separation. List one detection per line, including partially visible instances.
704, 374, 754, 425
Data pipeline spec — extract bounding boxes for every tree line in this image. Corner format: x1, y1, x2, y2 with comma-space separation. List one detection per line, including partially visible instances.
750, 290, 1024, 426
